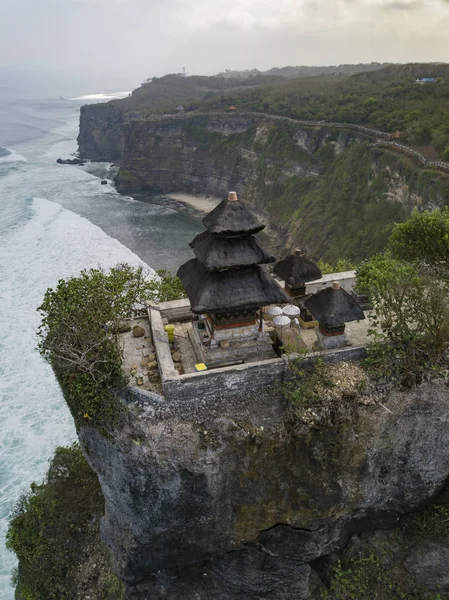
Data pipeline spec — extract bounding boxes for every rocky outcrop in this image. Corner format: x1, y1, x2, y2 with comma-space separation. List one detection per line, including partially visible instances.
56, 157, 85, 165
80, 379, 449, 599
114, 115, 262, 196
78, 103, 126, 161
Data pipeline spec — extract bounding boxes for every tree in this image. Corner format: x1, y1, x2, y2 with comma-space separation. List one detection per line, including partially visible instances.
387, 209, 449, 272
37, 264, 185, 429
357, 249, 449, 384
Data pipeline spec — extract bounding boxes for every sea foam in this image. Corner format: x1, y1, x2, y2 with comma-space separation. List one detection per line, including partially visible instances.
0, 147, 27, 164
0, 196, 153, 597
70, 92, 131, 101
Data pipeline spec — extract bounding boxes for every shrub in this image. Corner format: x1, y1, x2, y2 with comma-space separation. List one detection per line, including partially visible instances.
317, 258, 357, 275
6, 444, 125, 600
388, 209, 449, 271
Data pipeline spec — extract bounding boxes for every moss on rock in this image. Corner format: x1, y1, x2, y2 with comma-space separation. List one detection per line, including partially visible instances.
6, 443, 125, 600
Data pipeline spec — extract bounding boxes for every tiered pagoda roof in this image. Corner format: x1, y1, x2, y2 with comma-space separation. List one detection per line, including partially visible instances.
202, 200, 265, 235
274, 249, 322, 286
177, 192, 289, 314
190, 231, 275, 270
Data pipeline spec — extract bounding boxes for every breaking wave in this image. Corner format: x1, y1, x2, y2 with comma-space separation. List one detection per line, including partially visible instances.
70, 92, 131, 101
0, 147, 27, 164
0, 196, 152, 598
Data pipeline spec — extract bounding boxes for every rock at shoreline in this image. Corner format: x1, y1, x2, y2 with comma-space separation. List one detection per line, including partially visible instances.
57, 158, 85, 166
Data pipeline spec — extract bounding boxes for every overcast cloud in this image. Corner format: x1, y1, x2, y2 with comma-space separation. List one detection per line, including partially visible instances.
1, 0, 448, 93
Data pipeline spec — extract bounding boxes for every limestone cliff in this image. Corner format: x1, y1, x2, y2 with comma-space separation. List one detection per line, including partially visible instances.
77, 108, 449, 261
78, 103, 127, 161
79, 379, 449, 599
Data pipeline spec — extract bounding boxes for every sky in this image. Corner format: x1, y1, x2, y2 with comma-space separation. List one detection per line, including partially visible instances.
1, 0, 449, 94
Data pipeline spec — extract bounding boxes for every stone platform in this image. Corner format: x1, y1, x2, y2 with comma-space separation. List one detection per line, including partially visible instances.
190, 321, 277, 366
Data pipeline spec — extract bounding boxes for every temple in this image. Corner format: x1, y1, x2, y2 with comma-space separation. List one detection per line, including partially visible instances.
274, 248, 322, 299
177, 191, 290, 362
304, 281, 365, 349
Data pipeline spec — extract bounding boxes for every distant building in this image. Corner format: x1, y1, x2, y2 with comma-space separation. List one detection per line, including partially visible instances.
228, 105, 237, 111
176, 105, 185, 115
415, 77, 437, 85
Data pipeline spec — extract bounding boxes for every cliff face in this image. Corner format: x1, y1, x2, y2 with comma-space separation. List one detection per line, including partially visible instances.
78, 104, 126, 161
78, 109, 449, 261
80, 380, 449, 599
113, 115, 356, 198
115, 115, 264, 197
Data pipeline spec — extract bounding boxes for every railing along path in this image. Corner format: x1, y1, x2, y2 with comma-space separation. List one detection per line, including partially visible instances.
148, 110, 449, 174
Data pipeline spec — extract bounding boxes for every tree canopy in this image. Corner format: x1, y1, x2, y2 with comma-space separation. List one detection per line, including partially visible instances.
37, 265, 185, 430
356, 210, 449, 385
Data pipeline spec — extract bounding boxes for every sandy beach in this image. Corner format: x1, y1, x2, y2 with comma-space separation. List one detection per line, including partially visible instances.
164, 192, 221, 214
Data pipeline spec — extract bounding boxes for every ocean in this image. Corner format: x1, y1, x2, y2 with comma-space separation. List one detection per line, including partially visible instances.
0, 88, 202, 597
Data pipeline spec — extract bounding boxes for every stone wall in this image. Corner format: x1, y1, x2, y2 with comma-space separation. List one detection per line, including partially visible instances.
148, 305, 366, 403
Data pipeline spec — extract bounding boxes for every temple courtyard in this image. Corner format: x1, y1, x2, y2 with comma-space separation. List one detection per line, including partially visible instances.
117, 192, 373, 402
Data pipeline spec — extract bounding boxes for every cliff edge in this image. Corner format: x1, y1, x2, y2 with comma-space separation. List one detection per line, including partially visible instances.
80, 378, 449, 599
78, 108, 449, 262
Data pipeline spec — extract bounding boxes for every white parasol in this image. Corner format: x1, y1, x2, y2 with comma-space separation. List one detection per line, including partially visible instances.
273, 315, 291, 328
282, 304, 301, 317
267, 306, 283, 316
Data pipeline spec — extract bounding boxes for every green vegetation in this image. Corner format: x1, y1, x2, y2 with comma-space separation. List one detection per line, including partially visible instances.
320, 554, 407, 600
320, 553, 449, 600
320, 503, 449, 600
414, 504, 449, 540
357, 210, 449, 386
37, 265, 185, 431
248, 141, 414, 262
106, 64, 449, 159
192, 64, 449, 157
388, 208, 449, 268
317, 258, 357, 275
189, 120, 447, 263
283, 358, 368, 429
6, 444, 125, 600
109, 66, 449, 264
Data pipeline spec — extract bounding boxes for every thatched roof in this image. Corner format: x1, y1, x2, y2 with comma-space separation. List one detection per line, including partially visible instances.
202, 198, 264, 235
177, 259, 290, 313
304, 284, 365, 327
274, 252, 322, 285
190, 231, 275, 270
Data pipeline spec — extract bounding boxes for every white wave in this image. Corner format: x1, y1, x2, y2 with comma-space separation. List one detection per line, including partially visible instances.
0, 147, 27, 164
70, 91, 131, 101
0, 197, 154, 597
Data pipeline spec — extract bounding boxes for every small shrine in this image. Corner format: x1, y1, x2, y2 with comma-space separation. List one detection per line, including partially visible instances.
177, 191, 290, 362
304, 281, 365, 349
274, 249, 322, 327
274, 248, 322, 298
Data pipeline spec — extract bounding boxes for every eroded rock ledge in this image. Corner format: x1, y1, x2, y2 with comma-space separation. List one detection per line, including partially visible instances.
80, 379, 449, 599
